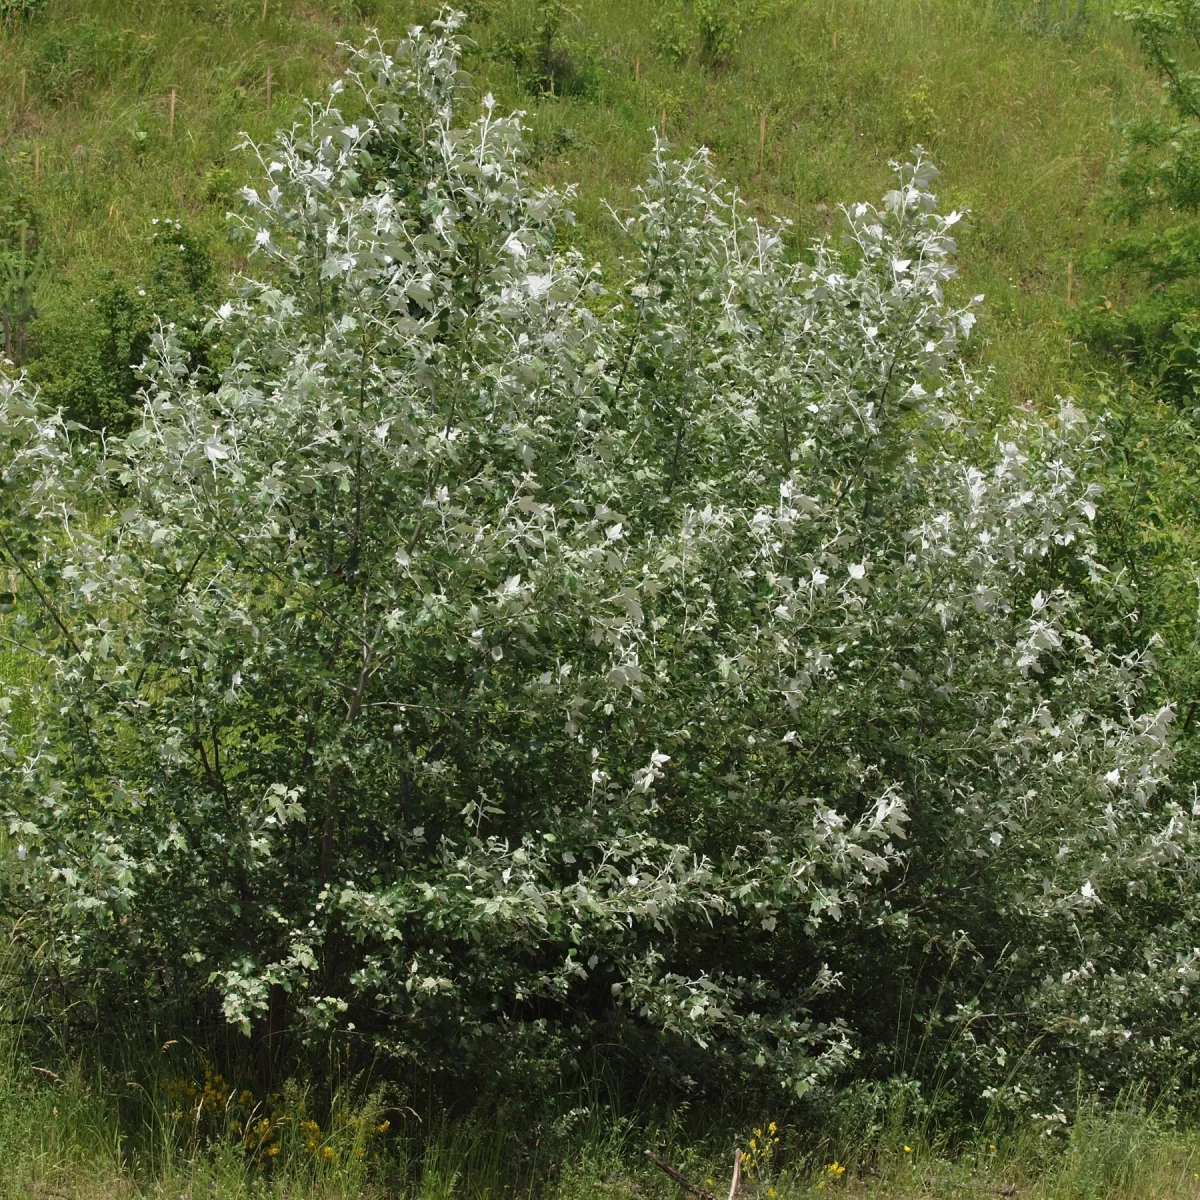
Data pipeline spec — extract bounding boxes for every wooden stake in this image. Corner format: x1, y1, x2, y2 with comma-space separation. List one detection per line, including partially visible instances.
635, 54, 640, 83
20, 68, 26, 108
1067, 259, 1074, 308
266, 66, 273, 109
832, 29, 838, 55
757, 113, 766, 175
169, 88, 176, 135
728, 1150, 742, 1200
661, 107, 667, 138
34, 143, 40, 183
262, 0, 268, 17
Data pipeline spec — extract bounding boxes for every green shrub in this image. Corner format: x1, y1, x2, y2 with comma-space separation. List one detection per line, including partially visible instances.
651, 0, 793, 66
489, 0, 601, 97
650, 4, 692, 64
0, 191, 41, 368
28, 218, 217, 430
1077, 1, 1200, 394
695, 0, 742, 62
1, 15, 1196, 1115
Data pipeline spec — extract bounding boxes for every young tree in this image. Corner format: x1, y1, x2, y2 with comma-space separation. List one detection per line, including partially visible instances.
2, 11, 1194, 1106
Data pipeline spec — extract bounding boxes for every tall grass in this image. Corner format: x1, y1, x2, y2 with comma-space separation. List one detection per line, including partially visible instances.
2, 935, 1199, 1197
4, 1022, 1200, 1199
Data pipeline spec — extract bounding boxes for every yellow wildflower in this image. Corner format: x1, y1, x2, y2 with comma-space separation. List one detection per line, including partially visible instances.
376, 1119, 391, 1134
904, 1145, 912, 1154
320, 1146, 336, 1162
827, 1162, 846, 1177
266, 1143, 280, 1158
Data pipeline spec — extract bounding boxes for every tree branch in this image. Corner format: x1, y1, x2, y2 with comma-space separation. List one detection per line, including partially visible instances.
643, 1151, 717, 1200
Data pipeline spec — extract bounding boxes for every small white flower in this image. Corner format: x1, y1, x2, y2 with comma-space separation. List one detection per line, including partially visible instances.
848, 562, 867, 580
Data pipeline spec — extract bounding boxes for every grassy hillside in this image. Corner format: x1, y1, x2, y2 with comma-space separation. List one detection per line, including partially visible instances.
0, 0, 1165, 409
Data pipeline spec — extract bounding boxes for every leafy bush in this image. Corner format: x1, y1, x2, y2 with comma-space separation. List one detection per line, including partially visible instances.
1077, 1, 1200, 395
487, 0, 601, 97
1, 12, 1196, 1110
0, 191, 41, 367
27, 218, 217, 431
652, 0, 792, 66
